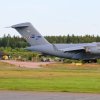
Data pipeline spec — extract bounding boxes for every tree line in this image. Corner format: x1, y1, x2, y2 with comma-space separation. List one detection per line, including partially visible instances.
0, 34, 100, 48
45, 35, 100, 43
0, 34, 29, 48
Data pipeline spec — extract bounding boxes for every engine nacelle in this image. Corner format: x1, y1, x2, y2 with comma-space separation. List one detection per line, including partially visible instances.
85, 46, 100, 54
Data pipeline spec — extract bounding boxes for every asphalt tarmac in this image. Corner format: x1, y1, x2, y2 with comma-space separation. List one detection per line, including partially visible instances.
0, 91, 100, 100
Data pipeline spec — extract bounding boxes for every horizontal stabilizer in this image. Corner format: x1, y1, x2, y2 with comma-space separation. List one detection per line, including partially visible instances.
11, 22, 29, 28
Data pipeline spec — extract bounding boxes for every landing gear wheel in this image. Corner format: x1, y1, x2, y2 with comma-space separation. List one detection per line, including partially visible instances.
82, 59, 97, 63
91, 59, 97, 63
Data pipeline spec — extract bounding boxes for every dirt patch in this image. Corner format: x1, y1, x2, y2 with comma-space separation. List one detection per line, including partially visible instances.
1, 60, 52, 68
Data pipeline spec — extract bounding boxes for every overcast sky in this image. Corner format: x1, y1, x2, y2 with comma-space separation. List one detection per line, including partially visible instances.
0, 0, 100, 37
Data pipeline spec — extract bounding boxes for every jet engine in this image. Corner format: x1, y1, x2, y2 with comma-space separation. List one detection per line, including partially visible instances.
85, 46, 100, 54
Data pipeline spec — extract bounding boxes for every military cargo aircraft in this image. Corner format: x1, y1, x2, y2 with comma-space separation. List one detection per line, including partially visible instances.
11, 22, 100, 63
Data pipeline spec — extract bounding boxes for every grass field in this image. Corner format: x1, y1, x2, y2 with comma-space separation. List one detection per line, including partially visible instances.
0, 61, 100, 93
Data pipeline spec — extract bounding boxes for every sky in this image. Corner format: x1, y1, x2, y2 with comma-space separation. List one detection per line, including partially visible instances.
0, 0, 100, 37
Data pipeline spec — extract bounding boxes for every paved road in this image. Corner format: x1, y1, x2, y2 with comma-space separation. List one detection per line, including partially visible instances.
0, 91, 100, 100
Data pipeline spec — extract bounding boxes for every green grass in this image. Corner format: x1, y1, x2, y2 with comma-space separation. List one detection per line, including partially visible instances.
0, 62, 100, 93
0, 77, 100, 93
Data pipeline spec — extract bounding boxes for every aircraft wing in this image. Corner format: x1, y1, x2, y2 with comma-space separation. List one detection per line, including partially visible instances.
59, 46, 85, 52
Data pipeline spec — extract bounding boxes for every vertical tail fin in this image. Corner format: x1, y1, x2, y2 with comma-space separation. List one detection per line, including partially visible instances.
11, 22, 50, 46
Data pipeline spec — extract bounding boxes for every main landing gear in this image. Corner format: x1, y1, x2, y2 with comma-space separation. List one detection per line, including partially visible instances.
82, 59, 97, 63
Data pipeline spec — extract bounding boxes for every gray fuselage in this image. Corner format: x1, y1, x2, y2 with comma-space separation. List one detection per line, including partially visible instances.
26, 42, 100, 60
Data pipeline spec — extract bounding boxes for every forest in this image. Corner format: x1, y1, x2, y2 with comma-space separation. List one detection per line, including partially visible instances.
0, 34, 100, 48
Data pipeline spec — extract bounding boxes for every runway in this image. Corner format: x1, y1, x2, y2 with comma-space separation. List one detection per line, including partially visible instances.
0, 91, 100, 100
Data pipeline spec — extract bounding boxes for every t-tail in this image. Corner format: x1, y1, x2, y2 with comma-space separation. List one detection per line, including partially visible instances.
11, 22, 50, 46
